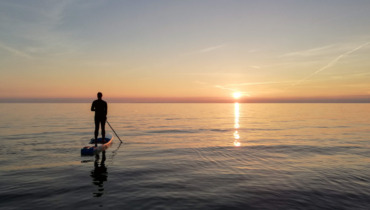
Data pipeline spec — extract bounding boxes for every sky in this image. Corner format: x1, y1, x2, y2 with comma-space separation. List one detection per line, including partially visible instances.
1, 0, 370, 102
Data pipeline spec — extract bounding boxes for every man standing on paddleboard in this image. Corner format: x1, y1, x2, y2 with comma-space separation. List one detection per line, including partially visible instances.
91, 92, 108, 147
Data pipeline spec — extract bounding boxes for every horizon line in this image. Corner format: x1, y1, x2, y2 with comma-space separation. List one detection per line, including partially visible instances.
0, 96, 369, 103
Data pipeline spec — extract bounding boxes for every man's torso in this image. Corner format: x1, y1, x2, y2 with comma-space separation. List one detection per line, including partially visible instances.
93, 99, 107, 118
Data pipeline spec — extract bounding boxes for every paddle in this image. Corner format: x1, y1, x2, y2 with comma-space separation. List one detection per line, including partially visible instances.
107, 121, 123, 143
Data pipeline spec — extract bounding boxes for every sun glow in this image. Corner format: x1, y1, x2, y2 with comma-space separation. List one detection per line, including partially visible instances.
233, 92, 242, 99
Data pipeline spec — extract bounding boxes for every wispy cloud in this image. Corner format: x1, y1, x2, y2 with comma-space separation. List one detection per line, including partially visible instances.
214, 85, 237, 91
214, 85, 251, 96
196, 80, 294, 97
214, 81, 295, 96
0, 42, 32, 59
198, 44, 226, 53
281, 44, 336, 57
225, 81, 294, 87
293, 42, 370, 85
0, 1, 77, 57
194, 81, 250, 96
181, 44, 227, 57
329, 71, 370, 80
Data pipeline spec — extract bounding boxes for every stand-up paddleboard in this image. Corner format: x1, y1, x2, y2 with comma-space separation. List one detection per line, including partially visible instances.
81, 135, 114, 156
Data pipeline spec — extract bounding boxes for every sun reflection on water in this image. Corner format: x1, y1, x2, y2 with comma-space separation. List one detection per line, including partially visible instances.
233, 102, 241, 147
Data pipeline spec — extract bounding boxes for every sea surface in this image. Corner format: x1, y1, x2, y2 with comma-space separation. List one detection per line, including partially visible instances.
0, 103, 369, 210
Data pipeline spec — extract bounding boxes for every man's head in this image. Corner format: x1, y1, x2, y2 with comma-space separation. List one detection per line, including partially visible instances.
97, 92, 103, 99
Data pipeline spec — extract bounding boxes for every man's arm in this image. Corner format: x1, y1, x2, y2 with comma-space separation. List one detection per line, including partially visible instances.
91, 101, 95, 112
104, 102, 108, 116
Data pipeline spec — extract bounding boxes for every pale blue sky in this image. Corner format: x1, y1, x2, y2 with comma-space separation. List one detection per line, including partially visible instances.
1, 0, 370, 101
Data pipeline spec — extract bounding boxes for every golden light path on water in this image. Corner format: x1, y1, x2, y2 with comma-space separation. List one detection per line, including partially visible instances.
233, 102, 241, 147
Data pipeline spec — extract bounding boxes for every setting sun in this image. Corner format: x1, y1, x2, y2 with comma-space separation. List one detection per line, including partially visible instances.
233, 92, 242, 99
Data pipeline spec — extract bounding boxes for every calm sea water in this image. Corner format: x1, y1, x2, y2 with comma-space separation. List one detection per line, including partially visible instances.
0, 103, 369, 210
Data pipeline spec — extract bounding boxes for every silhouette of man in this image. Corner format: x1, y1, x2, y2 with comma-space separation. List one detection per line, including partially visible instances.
91, 92, 107, 147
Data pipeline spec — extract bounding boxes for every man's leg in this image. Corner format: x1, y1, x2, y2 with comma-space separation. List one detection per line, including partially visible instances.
101, 118, 106, 142
94, 118, 99, 147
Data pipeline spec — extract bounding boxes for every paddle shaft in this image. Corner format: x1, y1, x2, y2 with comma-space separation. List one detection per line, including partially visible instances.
107, 121, 123, 143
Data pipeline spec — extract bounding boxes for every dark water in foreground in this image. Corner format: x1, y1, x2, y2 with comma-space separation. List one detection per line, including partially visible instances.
0, 103, 369, 209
